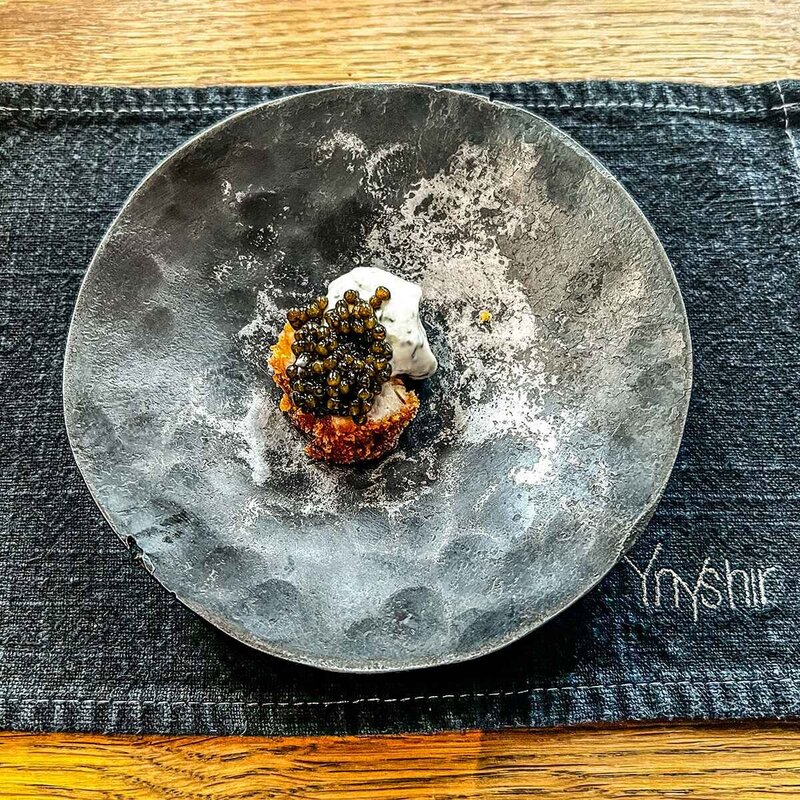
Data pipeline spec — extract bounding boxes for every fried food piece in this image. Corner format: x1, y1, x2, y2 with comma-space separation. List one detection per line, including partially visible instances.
269, 323, 419, 464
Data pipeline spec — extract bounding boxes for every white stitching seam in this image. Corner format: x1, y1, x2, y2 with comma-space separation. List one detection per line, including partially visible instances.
0, 101, 798, 116
0, 104, 242, 115
776, 81, 800, 177
1, 678, 798, 709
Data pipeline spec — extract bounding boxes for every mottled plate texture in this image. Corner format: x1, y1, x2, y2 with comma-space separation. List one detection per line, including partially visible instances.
63, 85, 692, 672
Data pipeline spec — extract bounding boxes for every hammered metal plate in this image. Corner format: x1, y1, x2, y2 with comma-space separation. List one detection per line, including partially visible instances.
63, 85, 692, 672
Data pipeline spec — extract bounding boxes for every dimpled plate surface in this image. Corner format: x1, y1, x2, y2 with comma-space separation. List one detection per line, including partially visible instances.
63, 85, 691, 672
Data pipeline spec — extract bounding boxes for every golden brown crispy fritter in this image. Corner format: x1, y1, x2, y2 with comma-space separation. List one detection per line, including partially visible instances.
269, 323, 419, 464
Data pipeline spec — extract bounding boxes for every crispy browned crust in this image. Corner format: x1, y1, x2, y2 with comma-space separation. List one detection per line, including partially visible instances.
268, 323, 419, 464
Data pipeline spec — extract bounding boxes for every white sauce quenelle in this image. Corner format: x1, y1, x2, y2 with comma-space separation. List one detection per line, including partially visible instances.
326, 267, 438, 379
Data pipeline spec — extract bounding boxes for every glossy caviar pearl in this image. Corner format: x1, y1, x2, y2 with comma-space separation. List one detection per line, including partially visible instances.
374, 286, 391, 302
343, 289, 358, 304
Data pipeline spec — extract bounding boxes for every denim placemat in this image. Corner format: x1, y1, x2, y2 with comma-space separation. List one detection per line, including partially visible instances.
1, 80, 798, 736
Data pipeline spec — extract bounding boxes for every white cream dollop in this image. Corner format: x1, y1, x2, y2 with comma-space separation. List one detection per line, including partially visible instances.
326, 267, 438, 379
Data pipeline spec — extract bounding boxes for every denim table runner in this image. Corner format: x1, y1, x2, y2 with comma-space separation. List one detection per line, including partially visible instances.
1, 80, 798, 735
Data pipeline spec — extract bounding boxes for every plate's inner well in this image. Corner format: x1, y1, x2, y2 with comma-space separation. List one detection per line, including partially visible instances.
63, 86, 691, 672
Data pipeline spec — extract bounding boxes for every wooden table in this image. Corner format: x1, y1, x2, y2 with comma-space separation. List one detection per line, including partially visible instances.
1, 2, 799, 797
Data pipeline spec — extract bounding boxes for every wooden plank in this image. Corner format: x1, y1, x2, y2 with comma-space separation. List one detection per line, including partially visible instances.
1, 725, 800, 798
0, 0, 797, 86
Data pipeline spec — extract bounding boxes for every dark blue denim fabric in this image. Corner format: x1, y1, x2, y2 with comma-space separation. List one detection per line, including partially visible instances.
0, 81, 798, 736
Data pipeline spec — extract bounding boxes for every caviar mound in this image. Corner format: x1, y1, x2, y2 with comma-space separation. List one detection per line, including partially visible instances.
282, 288, 394, 425
269, 324, 420, 464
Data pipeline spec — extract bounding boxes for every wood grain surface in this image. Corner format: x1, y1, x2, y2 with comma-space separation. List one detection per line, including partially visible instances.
2, 724, 800, 799
2, 1, 799, 798
0, 0, 798, 86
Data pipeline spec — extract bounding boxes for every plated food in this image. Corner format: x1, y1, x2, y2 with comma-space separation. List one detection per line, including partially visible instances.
269, 267, 436, 463
63, 85, 691, 672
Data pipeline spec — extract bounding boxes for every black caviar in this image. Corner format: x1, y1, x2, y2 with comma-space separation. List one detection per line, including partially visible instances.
285, 286, 393, 424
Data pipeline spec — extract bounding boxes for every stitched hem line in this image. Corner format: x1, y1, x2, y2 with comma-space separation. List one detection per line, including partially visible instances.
776, 80, 800, 179
2, 677, 798, 709
0, 101, 798, 117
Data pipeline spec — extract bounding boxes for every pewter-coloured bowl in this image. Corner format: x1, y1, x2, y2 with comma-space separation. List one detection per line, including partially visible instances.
63, 85, 692, 672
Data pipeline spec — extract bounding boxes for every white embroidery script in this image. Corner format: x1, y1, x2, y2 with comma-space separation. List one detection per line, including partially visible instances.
624, 543, 784, 622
